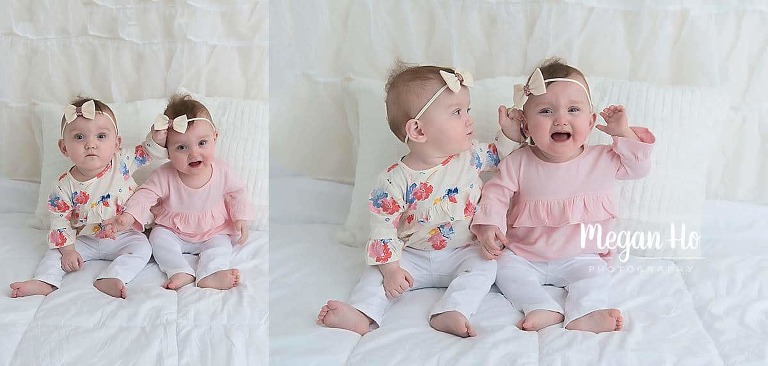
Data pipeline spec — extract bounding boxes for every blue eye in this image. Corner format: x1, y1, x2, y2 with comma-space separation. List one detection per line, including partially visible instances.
199, 140, 207, 146
74, 134, 84, 140
538, 108, 552, 114
568, 106, 580, 113
177, 145, 186, 151
97, 133, 107, 139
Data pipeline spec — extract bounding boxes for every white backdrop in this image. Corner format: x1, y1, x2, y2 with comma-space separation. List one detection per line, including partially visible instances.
0, 0, 268, 181
271, 0, 768, 204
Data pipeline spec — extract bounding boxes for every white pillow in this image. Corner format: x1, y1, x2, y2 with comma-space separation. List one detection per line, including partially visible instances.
338, 76, 728, 259
30, 95, 269, 231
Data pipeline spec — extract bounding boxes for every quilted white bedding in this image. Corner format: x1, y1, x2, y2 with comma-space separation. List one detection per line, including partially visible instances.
270, 168, 768, 366
0, 179, 269, 366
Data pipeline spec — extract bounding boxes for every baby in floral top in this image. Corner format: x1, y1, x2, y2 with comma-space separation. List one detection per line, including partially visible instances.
10, 98, 166, 299
317, 63, 520, 337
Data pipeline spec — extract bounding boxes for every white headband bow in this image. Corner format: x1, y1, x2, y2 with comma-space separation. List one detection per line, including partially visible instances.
404, 68, 473, 144
513, 68, 593, 110
153, 114, 216, 134
413, 68, 474, 120
61, 100, 117, 137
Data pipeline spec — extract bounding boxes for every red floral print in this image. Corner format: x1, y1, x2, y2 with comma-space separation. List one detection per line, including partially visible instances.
379, 197, 400, 215
429, 236, 447, 250
464, 201, 476, 218
412, 182, 433, 201
368, 239, 393, 263
49, 230, 66, 247
73, 191, 90, 205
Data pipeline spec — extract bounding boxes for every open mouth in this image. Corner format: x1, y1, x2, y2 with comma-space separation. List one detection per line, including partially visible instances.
551, 132, 572, 142
188, 161, 203, 168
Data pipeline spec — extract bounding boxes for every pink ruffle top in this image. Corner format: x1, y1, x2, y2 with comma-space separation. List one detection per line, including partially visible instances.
124, 158, 254, 243
471, 127, 655, 263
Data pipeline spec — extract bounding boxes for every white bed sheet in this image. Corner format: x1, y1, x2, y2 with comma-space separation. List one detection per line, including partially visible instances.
0, 179, 269, 366
270, 171, 768, 365
679, 200, 768, 366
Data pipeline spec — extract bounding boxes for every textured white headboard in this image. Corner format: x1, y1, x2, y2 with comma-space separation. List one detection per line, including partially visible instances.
0, 0, 268, 181
271, 0, 768, 204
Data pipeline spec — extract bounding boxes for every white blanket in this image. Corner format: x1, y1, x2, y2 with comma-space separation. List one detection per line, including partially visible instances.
270, 170, 768, 366
0, 179, 268, 366
682, 200, 768, 365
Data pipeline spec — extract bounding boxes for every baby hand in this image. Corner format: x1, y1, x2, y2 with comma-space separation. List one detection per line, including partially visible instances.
59, 247, 83, 272
474, 224, 507, 260
103, 213, 137, 235
499, 105, 525, 143
598, 105, 637, 139
151, 128, 168, 148
379, 262, 414, 299
234, 220, 249, 245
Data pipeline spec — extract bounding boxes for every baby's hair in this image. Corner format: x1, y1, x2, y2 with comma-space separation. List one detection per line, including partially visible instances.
384, 61, 455, 142
163, 93, 213, 124
534, 57, 591, 94
60, 97, 116, 132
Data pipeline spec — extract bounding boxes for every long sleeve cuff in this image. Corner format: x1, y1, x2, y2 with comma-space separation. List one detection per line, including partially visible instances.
227, 201, 256, 221
365, 237, 402, 265
494, 130, 520, 158
130, 219, 145, 232
612, 127, 655, 163
124, 206, 153, 227
629, 126, 655, 144
470, 204, 509, 236
143, 132, 168, 160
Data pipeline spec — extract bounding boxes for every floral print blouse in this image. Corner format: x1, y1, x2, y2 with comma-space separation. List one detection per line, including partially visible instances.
46, 134, 165, 248
366, 134, 517, 265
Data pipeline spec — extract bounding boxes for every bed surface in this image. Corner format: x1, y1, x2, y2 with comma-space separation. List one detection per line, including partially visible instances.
270, 169, 768, 366
682, 200, 768, 365
0, 179, 269, 366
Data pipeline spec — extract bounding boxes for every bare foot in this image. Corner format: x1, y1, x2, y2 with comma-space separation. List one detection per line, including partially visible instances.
429, 311, 477, 337
316, 300, 372, 335
565, 308, 623, 333
9, 280, 55, 298
94, 278, 126, 299
162, 273, 196, 290
517, 309, 564, 331
197, 269, 240, 290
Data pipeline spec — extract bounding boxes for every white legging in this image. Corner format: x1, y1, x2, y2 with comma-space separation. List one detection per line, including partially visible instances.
495, 251, 612, 326
348, 245, 497, 327
149, 226, 233, 285
34, 230, 152, 288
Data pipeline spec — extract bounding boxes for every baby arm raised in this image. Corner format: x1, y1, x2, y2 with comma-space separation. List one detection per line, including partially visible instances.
598, 105, 639, 140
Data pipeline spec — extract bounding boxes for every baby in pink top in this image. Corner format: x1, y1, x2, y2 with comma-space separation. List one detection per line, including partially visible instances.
472, 58, 655, 333
109, 94, 254, 291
